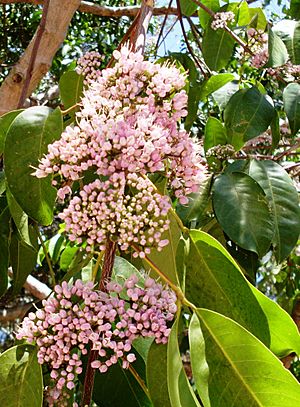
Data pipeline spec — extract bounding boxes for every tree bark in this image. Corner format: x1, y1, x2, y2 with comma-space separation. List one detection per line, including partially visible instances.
0, 0, 81, 116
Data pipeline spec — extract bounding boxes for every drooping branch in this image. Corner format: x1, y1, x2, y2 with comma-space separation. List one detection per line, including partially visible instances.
0, 0, 181, 17
0, 0, 81, 115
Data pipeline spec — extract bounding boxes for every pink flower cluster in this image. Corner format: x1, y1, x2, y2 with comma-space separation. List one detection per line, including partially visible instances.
59, 172, 170, 255
211, 11, 235, 30
267, 61, 300, 81
16, 275, 177, 406
76, 50, 104, 84
34, 45, 207, 253
247, 28, 268, 68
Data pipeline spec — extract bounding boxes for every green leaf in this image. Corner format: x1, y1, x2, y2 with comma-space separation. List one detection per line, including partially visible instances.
0, 344, 43, 407
185, 230, 270, 344
237, 0, 250, 26
199, 0, 220, 29
6, 187, 35, 250
283, 82, 300, 134
113, 256, 145, 282
10, 228, 38, 296
167, 315, 200, 407
248, 160, 300, 262
224, 87, 275, 149
91, 355, 151, 407
199, 73, 235, 101
0, 206, 11, 297
270, 110, 281, 149
180, 0, 198, 17
273, 20, 300, 64
4, 107, 63, 225
251, 287, 300, 357
0, 109, 23, 154
248, 7, 267, 31
267, 27, 289, 67
62, 249, 93, 282
145, 213, 181, 286
193, 308, 300, 407
189, 313, 211, 407
59, 245, 79, 271
212, 171, 274, 256
0, 171, 5, 195
59, 71, 84, 110
202, 26, 235, 71
185, 81, 202, 131
212, 80, 239, 110
147, 342, 172, 407
204, 117, 227, 153
289, 0, 300, 20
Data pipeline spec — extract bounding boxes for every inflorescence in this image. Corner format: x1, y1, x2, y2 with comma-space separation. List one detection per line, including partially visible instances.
16, 275, 177, 406
33, 45, 207, 256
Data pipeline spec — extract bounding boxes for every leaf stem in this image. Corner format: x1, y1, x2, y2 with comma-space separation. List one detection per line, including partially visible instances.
127, 363, 151, 400
61, 103, 80, 115
34, 224, 56, 286
92, 250, 104, 282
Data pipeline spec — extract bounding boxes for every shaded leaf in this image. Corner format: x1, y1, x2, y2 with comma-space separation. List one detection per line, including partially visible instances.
0, 344, 43, 407
249, 160, 300, 262
270, 110, 281, 149
4, 107, 63, 225
212, 80, 239, 110
283, 82, 300, 134
212, 171, 274, 256
0, 206, 11, 297
180, 0, 198, 17
185, 230, 270, 344
274, 20, 300, 64
194, 308, 300, 407
204, 117, 227, 153
199, 0, 220, 29
147, 342, 171, 407
289, 0, 300, 20
224, 87, 275, 149
202, 26, 235, 71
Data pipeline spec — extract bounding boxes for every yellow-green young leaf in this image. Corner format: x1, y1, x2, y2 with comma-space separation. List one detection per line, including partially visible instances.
185, 230, 270, 345
249, 160, 300, 262
249, 7, 267, 31
193, 309, 300, 407
4, 107, 63, 225
147, 342, 172, 407
167, 315, 200, 407
0, 344, 43, 407
212, 172, 274, 257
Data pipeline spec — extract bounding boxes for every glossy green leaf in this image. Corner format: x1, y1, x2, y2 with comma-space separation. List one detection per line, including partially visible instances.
237, 0, 250, 26
4, 107, 63, 225
10, 228, 38, 296
0, 206, 11, 297
0, 344, 43, 407
59, 245, 79, 271
204, 117, 227, 153
145, 213, 181, 286
249, 160, 300, 262
267, 27, 289, 67
212, 171, 274, 256
147, 342, 171, 407
273, 20, 300, 64
196, 234, 300, 357
0, 109, 23, 154
251, 287, 300, 357
202, 26, 235, 71
283, 82, 300, 134
167, 315, 200, 407
199, 73, 235, 101
185, 230, 270, 344
180, 0, 198, 17
224, 87, 275, 149
193, 308, 300, 407
59, 71, 84, 110
6, 187, 35, 250
199, 0, 220, 28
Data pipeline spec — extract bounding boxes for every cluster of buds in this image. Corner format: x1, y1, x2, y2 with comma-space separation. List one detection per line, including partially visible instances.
76, 50, 105, 84
34, 45, 207, 254
211, 11, 235, 30
247, 28, 268, 68
206, 144, 236, 160
16, 275, 177, 406
267, 61, 300, 81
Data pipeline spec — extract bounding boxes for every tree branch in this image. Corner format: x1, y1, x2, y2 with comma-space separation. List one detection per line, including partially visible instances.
130, 0, 154, 53
0, 0, 181, 18
0, 0, 81, 116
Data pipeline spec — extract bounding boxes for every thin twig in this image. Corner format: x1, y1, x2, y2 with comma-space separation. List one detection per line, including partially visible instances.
17, 0, 50, 108
274, 139, 300, 161
155, 0, 173, 53
34, 223, 56, 286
